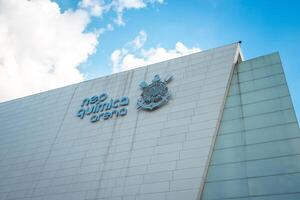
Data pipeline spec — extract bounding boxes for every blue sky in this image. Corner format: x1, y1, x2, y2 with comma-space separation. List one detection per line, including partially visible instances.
54, 0, 300, 120
0, 0, 299, 120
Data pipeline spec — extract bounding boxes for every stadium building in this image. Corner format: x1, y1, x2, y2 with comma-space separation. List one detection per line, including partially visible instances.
0, 43, 299, 200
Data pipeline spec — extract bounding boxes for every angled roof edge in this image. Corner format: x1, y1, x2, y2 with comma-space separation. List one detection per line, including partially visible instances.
0, 42, 245, 104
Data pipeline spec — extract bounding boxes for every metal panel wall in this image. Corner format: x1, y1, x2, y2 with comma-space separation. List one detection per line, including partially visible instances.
0, 43, 241, 200
201, 52, 300, 200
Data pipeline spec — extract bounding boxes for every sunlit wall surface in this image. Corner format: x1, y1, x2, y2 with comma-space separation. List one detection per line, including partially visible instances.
0, 44, 299, 200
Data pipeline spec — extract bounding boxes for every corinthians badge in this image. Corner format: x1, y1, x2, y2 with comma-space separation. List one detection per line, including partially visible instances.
137, 74, 173, 111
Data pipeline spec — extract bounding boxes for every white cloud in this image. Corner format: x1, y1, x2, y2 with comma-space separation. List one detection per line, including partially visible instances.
111, 0, 164, 26
79, 0, 105, 17
116, 0, 146, 9
0, 0, 164, 102
0, 0, 98, 102
111, 31, 201, 73
79, 0, 164, 27
132, 30, 147, 49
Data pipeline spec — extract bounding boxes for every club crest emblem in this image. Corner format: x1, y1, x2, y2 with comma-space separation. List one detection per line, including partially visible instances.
137, 74, 172, 111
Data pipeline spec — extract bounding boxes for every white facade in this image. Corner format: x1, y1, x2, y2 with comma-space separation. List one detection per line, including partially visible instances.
1, 43, 299, 200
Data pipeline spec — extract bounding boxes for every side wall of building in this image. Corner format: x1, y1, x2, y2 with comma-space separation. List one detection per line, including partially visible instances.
201, 53, 300, 200
0, 44, 241, 200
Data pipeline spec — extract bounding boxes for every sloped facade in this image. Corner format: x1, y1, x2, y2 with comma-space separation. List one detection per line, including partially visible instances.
0, 43, 299, 200
202, 53, 300, 200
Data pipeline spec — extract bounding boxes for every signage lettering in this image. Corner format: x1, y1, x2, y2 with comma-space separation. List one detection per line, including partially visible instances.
77, 93, 129, 123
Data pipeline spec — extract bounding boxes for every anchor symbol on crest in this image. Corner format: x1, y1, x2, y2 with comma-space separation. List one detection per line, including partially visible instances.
137, 74, 173, 111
